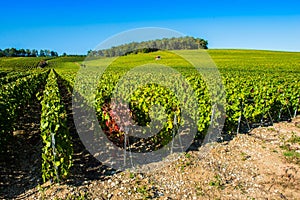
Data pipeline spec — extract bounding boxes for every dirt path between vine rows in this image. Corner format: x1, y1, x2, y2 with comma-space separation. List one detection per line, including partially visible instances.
0, 92, 43, 199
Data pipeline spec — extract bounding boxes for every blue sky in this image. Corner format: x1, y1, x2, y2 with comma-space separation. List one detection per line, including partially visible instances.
0, 0, 300, 54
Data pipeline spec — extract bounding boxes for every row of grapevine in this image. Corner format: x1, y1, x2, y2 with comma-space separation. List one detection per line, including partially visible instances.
93, 73, 299, 142
0, 71, 9, 78
39, 69, 73, 183
0, 71, 48, 149
0, 57, 50, 70
55, 71, 76, 93
224, 72, 300, 133
65, 54, 300, 150
96, 73, 300, 138
0, 72, 30, 85
87, 70, 210, 148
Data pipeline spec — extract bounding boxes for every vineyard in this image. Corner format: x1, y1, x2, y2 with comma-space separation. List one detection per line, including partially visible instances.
0, 49, 300, 198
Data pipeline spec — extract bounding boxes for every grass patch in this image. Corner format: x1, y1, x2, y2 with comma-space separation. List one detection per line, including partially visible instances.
282, 149, 300, 165
209, 175, 225, 190
287, 132, 300, 144
283, 150, 300, 158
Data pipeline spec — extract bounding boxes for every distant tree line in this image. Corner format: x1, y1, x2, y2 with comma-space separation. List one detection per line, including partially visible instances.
88, 36, 208, 57
0, 48, 58, 57
61, 53, 86, 57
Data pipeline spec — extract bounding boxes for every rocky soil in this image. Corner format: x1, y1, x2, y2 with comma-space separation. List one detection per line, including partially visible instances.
1, 116, 299, 200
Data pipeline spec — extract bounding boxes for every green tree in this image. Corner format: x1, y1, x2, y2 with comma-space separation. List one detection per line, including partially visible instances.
31, 49, 38, 57
25, 49, 31, 57
8, 48, 17, 57
39, 50, 45, 57
19, 49, 26, 56
50, 51, 58, 57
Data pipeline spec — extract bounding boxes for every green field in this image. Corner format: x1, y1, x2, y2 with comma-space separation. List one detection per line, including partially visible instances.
1, 49, 300, 182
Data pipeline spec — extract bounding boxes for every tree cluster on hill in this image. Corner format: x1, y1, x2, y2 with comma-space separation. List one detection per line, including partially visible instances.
88, 36, 208, 57
0, 48, 58, 57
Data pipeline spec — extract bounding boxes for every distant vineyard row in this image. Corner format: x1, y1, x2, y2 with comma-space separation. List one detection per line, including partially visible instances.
0, 56, 84, 70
